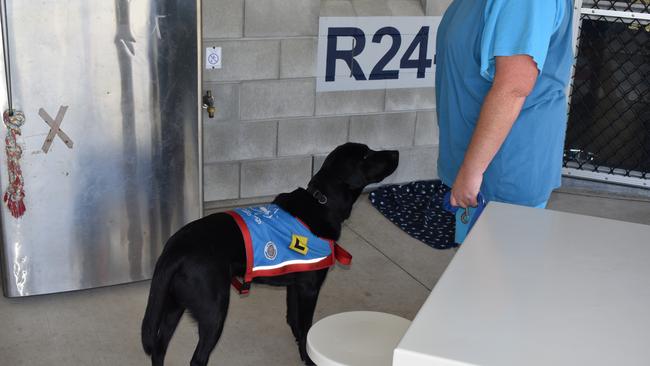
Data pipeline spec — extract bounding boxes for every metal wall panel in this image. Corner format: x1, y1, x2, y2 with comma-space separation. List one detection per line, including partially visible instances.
0, 0, 201, 297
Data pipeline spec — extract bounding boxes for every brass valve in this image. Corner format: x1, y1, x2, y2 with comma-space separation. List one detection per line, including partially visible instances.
202, 90, 216, 118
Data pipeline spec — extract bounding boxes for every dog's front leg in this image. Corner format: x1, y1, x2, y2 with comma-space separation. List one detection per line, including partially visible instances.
293, 270, 328, 365
286, 284, 301, 341
296, 287, 319, 365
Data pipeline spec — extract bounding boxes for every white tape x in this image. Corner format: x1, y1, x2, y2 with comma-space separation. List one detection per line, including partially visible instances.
40, 106, 73, 153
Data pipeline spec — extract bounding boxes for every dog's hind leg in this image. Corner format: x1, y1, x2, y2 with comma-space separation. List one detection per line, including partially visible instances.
151, 301, 185, 366
189, 291, 229, 366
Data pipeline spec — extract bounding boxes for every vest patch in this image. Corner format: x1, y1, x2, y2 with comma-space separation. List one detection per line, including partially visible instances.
264, 241, 277, 260
289, 234, 309, 255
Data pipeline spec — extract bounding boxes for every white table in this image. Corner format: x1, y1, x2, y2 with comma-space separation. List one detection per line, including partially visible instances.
393, 202, 650, 366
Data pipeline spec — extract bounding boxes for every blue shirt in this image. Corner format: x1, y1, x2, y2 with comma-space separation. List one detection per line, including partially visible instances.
435, 0, 574, 206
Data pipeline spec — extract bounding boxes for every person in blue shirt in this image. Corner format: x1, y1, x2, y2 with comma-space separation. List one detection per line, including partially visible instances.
436, 0, 574, 212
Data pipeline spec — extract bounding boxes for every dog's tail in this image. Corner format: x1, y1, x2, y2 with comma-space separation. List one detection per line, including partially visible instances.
141, 254, 178, 356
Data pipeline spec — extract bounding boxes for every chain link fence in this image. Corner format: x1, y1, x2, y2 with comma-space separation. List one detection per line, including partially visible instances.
582, 0, 650, 12
564, 1, 650, 180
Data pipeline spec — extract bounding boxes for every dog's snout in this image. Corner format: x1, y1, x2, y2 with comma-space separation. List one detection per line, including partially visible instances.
379, 149, 399, 178
388, 150, 399, 162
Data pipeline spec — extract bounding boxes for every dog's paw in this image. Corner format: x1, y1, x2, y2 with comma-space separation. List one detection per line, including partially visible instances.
299, 343, 314, 365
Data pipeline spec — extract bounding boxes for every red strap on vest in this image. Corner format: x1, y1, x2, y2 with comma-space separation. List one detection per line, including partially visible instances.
231, 277, 250, 294
334, 243, 352, 265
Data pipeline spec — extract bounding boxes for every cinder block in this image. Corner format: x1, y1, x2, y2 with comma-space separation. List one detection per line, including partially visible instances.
376, 146, 438, 186
204, 162, 240, 201
425, 0, 453, 15
240, 79, 315, 120
244, 0, 319, 37
415, 111, 439, 146
351, 0, 391, 15
349, 1, 424, 16
203, 121, 277, 163
316, 90, 385, 116
312, 154, 327, 175
278, 117, 348, 156
388, 0, 426, 16
281, 38, 318, 79
349, 113, 417, 149
202, 83, 239, 123
203, 40, 279, 82
203, 0, 243, 39
320, 0, 356, 16
241, 157, 313, 198
385, 87, 436, 111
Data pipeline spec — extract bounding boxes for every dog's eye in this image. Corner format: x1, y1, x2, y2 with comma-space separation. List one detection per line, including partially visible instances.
362, 151, 370, 160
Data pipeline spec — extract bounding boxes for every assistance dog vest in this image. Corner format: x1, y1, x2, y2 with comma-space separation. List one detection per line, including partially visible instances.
226, 204, 351, 294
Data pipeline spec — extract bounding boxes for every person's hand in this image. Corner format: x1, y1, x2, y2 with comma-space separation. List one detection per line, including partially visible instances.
451, 167, 483, 208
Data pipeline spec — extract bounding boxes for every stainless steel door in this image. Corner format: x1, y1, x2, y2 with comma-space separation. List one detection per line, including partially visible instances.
0, 0, 201, 297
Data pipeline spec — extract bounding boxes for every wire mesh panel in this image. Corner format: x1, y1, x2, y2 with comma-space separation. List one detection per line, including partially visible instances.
564, 14, 650, 180
582, 0, 650, 13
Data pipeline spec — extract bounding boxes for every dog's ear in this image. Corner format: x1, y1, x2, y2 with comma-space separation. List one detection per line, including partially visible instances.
342, 170, 367, 190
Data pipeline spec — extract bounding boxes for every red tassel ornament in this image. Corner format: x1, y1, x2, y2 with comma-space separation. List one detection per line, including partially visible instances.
3, 110, 26, 218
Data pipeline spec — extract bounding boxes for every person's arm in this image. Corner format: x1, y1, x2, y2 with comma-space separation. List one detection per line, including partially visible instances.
450, 55, 539, 208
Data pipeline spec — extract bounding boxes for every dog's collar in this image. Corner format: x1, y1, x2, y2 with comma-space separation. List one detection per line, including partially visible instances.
306, 186, 328, 205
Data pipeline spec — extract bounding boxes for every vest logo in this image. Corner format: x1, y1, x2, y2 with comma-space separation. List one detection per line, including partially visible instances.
264, 241, 277, 260
289, 234, 309, 255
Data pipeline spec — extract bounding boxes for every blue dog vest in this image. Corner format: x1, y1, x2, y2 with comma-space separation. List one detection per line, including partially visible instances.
226, 204, 351, 293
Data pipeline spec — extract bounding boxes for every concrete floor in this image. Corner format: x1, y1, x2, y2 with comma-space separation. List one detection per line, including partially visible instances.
1, 190, 649, 365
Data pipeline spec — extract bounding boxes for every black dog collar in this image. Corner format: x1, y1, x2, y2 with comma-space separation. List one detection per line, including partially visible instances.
306, 186, 328, 205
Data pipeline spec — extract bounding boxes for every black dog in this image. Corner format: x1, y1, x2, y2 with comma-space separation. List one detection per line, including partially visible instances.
141, 143, 399, 366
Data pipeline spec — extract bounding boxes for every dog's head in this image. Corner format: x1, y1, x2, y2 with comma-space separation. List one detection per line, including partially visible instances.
309, 143, 398, 219
315, 142, 399, 190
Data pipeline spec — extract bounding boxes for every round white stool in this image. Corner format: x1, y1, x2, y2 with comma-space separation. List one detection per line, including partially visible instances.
307, 311, 411, 366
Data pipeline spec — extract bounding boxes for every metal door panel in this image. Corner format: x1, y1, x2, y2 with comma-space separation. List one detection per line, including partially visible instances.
0, 0, 201, 296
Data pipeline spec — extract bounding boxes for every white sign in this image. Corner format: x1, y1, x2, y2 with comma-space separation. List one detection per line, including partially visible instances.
206, 46, 222, 69
316, 17, 441, 92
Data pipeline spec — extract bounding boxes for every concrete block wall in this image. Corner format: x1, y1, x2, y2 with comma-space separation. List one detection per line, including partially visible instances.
203, 0, 452, 204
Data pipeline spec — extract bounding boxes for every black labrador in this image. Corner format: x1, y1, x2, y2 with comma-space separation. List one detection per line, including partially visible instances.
141, 142, 399, 366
